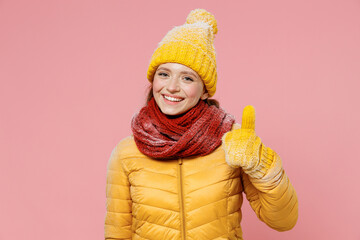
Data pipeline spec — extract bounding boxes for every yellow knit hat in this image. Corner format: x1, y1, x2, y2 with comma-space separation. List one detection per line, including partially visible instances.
146, 9, 218, 97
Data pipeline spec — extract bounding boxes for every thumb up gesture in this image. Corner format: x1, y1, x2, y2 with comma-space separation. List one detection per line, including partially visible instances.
222, 105, 271, 178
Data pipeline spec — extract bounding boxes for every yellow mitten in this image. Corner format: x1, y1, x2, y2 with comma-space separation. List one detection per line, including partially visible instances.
222, 105, 274, 179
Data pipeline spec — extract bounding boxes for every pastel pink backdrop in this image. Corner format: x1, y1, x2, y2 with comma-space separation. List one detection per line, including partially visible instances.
1, 0, 359, 239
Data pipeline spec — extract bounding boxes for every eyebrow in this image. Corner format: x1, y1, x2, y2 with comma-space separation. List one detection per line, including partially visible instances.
157, 67, 198, 78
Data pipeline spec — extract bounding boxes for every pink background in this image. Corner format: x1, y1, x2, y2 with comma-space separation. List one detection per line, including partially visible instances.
1, 0, 359, 239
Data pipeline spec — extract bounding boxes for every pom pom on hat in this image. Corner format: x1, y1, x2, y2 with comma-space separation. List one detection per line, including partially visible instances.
146, 8, 219, 97
186, 8, 218, 35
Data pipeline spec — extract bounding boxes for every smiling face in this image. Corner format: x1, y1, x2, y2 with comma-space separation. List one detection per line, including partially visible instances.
152, 63, 209, 116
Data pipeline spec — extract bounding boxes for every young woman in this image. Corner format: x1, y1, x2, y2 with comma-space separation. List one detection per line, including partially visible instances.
105, 9, 298, 240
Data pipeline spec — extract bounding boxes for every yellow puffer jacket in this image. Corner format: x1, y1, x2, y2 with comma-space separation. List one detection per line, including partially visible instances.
105, 124, 298, 239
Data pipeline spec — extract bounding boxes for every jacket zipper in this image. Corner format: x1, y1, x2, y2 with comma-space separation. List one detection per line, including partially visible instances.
178, 158, 186, 240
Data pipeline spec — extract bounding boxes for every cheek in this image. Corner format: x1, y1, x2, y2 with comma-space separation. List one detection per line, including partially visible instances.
152, 78, 163, 93
183, 84, 204, 99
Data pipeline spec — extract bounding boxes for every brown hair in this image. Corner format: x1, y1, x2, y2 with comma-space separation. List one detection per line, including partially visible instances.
145, 84, 220, 108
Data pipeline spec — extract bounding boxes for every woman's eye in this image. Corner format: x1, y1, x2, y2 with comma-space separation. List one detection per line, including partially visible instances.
184, 77, 193, 82
158, 72, 168, 77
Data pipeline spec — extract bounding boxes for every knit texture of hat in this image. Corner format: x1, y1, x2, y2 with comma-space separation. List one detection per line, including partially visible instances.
146, 9, 218, 97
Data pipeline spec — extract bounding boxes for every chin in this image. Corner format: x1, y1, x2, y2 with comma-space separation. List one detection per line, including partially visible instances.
161, 107, 184, 116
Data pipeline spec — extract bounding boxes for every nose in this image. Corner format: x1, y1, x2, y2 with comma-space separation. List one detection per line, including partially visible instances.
166, 77, 180, 93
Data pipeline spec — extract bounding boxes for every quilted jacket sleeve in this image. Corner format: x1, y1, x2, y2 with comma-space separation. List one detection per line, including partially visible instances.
105, 141, 132, 239
240, 146, 298, 231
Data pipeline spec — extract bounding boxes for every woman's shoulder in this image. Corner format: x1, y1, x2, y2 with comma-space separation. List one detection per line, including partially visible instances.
116, 135, 136, 148
112, 135, 144, 159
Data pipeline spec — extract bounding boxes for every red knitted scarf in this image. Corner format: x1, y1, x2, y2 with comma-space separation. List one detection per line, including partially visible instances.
131, 97, 235, 159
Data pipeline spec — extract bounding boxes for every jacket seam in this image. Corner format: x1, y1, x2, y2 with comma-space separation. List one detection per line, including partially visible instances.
106, 196, 132, 200
106, 210, 132, 214
187, 214, 229, 231
132, 201, 179, 213
106, 182, 130, 187
132, 185, 177, 195
105, 222, 131, 227
187, 192, 241, 213
129, 168, 178, 178
132, 217, 180, 231
228, 207, 241, 215
133, 232, 151, 240
187, 176, 240, 194
184, 162, 228, 178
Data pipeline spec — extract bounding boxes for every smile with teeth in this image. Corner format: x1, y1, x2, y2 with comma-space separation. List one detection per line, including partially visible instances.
163, 94, 184, 102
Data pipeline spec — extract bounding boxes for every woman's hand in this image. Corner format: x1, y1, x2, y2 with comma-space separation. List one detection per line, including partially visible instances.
222, 105, 273, 178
